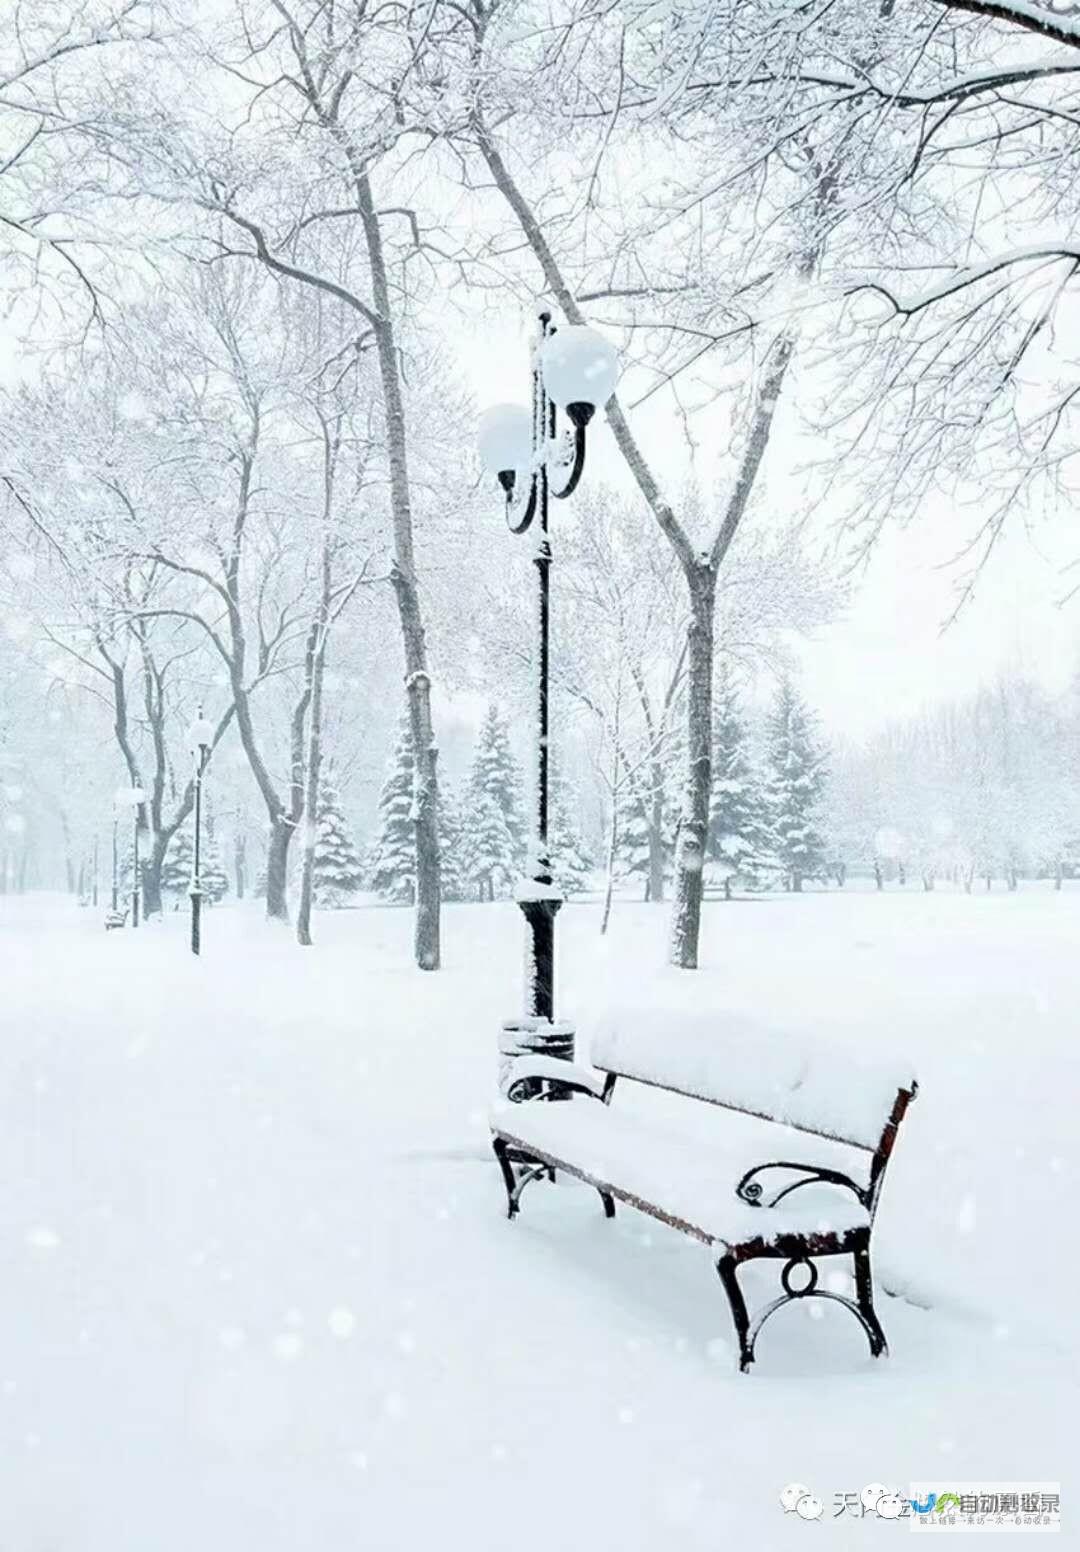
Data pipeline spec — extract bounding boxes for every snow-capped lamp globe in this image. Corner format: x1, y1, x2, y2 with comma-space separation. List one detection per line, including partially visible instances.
478, 403, 532, 495
188, 711, 213, 755
540, 325, 619, 427
115, 785, 145, 808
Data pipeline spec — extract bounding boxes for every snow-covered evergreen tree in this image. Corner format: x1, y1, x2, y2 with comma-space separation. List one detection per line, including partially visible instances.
438, 784, 469, 902
161, 827, 192, 908
368, 715, 417, 903
762, 678, 829, 892
312, 782, 365, 907
161, 808, 228, 907
462, 790, 516, 900
460, 704, 526, 899
614, 767, 675, 899
613, 775, 649, 892
549, 787, 593, 895
200, 799, 229, 904
707, 665, 765, 898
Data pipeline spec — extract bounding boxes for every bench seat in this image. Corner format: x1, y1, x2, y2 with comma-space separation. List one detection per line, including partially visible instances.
492, 1097, 871, 1251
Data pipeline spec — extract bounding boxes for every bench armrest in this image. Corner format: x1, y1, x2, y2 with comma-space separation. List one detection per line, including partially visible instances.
736, 1161, 868, 1210
503, 1056, 614, 1104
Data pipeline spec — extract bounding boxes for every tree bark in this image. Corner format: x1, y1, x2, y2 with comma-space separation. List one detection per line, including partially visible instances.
297, 543, 332, 948
354, 173, 441, 970
647, 777, 667, 903
669, 569, 716, 969
142, 835, 167, 918
235, 828, 246, 899
266, 818, 292, 921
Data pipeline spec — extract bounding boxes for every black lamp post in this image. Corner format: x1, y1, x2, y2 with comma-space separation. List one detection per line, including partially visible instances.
110, 817, 119, 913
188, 710, 213, 956
478, 311, 618, 1092
116, 786, 145, 928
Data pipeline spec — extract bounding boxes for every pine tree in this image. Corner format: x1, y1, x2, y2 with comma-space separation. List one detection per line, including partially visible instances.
312, 782, 365, 907
614, 766, 676, 899
613, 773, 654, 897
161, 827, 193, 907
708, 665, 765, 899
461, 704, 526, 899
549, 787, 593, 895
762, 678, 829, 892
161, 809, 228, 907
199, 798, 229, 904
462, 791, 516, 900
368, 715, 417, 903
438, 783, 469, 902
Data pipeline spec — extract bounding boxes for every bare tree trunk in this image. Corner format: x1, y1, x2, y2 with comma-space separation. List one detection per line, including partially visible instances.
600, 765, 619, 937
297, 547, 332, 948
1055, 859, 1063, 891
325, 174, 439, 970
669, 571, 716, 969
235, 826, 246, 899
143, 835, 167, 918
60, 809, 75, 893
266, 819, 293, 922
792, 870, 803, 894
647, 775, 666, 904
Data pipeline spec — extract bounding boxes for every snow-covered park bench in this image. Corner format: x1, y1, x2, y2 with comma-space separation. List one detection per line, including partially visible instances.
491, 1015, 918, 1372
104, 907, 128, 930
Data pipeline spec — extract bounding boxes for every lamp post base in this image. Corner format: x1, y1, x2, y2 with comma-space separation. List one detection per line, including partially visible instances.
500, 884, 573, 1100
498, 1016, 576, 1100
190, 889, 202, 957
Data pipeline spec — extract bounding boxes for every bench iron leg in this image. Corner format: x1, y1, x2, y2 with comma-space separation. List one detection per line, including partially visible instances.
492, 1137, 519, 1219
853, 1233, 888, 1358
492, 1138, 552, 1220
598, 1189, 615, 1219
717, 1254, 755, 1373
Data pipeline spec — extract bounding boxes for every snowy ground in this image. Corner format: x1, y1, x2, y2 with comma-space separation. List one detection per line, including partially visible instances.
2, 888, 1076, 1548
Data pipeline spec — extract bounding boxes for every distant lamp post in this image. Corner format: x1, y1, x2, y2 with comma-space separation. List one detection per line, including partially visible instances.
116, 786, 146, 928
188, 711, 213, 957
110, 816, 119, 913
478, 313, 618, 1092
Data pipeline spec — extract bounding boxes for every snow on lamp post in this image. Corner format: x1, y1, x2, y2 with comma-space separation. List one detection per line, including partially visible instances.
478, 313, 618, 1094
188, 711, 213, 957
116, 786, 146, 928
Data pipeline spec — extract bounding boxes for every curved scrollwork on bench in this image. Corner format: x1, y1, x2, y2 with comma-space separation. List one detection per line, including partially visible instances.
717, 1233, 888, 1373
505, 1074, 604, 1104
503, 1058, 617, 1106
736, 1161, 868, 1210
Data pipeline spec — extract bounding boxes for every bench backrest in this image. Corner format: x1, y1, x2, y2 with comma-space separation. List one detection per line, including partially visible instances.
589, 1013, 916, 1155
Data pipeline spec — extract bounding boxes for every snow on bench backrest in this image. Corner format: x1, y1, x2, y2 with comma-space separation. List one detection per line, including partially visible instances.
589, 1011, 916, 1152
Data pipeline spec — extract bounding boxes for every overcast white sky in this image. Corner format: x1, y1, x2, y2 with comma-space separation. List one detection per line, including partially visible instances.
460, 306, 1080, 743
